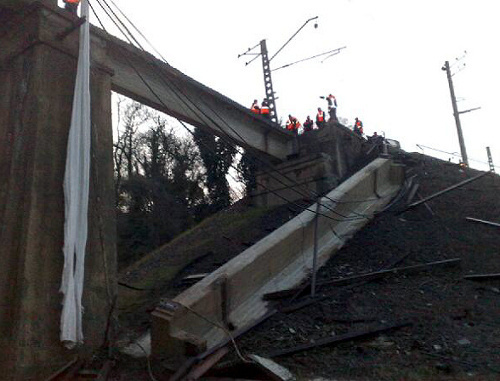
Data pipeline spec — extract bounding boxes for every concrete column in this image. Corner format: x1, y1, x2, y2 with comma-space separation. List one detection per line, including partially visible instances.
0, 3, 116, 379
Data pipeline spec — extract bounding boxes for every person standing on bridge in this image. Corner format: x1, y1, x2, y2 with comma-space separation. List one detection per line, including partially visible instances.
353, 117, 364, 137
303, 116, 314, 132
63, 0, 80, 15
316, 107, 326, 129
250, 99, 260, 114
286, 115, 301, 134
320, 94, 338, 122
260, 99, 270, 120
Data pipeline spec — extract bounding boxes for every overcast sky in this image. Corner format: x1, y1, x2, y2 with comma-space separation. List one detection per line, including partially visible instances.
72, 0, 500, 171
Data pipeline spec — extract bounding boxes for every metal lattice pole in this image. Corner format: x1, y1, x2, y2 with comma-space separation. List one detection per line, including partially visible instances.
487, 146, 495, 173
260, 40, 278, 123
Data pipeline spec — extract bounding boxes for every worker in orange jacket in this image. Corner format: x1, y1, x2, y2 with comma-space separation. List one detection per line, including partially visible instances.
63, 0, 80, 14
260, 99, 270, 119
353, 117, 364, 136
316, 107, 326, 129
250, 99, 260, 114
286, 115, 301, 134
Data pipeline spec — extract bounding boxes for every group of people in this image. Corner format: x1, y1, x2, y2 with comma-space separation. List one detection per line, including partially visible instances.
285, 94, 339, 134
250, 99, 271, 119
250, 94, 379, 143
250, 94, 339, 134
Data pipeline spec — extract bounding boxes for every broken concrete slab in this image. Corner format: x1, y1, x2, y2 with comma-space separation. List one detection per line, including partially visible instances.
248, 354, 296, 381
151, 158, 404, 361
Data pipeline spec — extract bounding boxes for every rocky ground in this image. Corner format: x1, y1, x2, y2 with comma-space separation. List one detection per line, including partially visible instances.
109, 152, 500, 380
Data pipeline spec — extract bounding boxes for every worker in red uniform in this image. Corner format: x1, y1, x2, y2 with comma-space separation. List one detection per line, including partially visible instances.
260, 99, 270, 119
250, 99, 260, 114
63, 0, 80, 15
303, 116, 314, 132
353, 117, 364, 136
316, 107, 326, 129
286, 115, 301, 134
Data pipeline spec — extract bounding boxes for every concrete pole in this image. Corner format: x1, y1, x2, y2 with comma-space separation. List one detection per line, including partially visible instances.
443, 61, 469, 166
311, 200, 320, 297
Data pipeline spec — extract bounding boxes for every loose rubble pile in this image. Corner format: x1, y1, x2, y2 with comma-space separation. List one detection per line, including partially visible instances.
111, 152, 500, 380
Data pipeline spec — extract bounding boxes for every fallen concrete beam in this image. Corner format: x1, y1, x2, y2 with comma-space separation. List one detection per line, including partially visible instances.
151, 158, 405, 361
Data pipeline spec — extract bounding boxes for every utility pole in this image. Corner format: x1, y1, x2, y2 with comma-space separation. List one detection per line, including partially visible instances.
486, 146, 495, 173
238, 16, 320, 124
442, 60, 469, 166
260, 39, 278, 123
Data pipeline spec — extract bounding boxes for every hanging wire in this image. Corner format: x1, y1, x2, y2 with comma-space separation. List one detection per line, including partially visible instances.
95, 0, 374, 218
417, 144, 499, 170
89, 0, 393, 223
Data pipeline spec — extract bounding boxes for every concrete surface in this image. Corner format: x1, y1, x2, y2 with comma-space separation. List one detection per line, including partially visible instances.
253, 123, 376, 207
0, 4, 116, 379
151, 158, 405, 361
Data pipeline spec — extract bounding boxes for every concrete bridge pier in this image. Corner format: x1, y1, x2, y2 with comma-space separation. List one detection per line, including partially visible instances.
0, 2, 117, 378
252, 123, 372, 207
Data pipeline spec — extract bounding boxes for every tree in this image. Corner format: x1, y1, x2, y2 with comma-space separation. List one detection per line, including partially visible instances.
113, 98, 152, 204
237, 149, 258, 196
192, 127, 237, 214
113, 100, 207, 267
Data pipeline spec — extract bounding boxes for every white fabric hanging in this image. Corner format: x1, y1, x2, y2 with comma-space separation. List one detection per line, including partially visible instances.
60, 0, 91, 347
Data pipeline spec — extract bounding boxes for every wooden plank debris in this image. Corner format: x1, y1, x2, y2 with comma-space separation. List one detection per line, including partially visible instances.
95, 360, 114, 381
44, 357, 79, 381
170, 310, 278, 381
404, 171, 490, 212
183, 273, 210, 282
267, 321, 412, 358
464, 273, 500, 281
264, 258, 461, 301
247, 354, 296, 381
201, 378, 265, 381
416, 192, 435, 216
406, 183, 420, 205
169, 357, 198, 381
185, 347, 230, 380
279, 251, 415, 314
466, 217, 500, 228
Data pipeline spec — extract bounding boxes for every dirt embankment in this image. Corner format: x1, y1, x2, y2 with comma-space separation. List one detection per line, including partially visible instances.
112, 153, 500, 380
232, 153, 500, 380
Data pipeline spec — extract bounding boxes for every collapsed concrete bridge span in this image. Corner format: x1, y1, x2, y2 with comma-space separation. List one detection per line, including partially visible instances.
0, 0, 401, 378
151, 158, 405, 361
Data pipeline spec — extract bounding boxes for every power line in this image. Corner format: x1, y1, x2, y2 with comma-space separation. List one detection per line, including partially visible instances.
89, 0, 387, 222
272, 46, 346, 72
416, 143, 499, 170
97, 0, 371, 218
101, 0, 393, 221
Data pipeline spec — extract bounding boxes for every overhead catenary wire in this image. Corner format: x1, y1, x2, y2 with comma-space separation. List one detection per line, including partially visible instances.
90, 0, 385, 222
97, 0, 377, 217
94, 0, 388, 222
272, 46, 347, 72
88, 0, 363, 223
416, 143, 499, 170
99, 0, 394, 223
